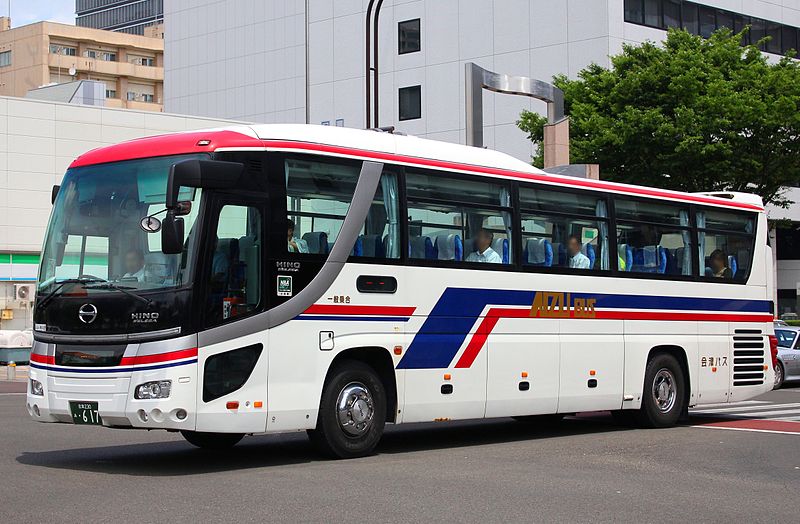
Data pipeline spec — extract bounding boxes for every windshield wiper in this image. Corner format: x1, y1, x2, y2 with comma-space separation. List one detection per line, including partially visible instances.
83, 283, 153, 307
36, 278, 105, 310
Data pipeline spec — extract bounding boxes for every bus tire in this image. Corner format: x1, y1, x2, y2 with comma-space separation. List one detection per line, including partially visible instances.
635, 353, 686, 428
308, 360, 386, 459
181, 431, 244, 449
774, 362, 785, 390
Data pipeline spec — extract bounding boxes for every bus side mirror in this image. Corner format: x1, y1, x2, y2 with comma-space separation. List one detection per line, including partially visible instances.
51, 185, 60, 205
166, 159, 244, 209
161, 210, 184, 255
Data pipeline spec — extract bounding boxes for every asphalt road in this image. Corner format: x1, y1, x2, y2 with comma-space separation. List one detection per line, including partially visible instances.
1, 386, 798, 523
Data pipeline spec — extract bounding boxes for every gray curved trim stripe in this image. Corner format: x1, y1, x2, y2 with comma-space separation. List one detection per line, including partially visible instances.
34, 326, 182, 344
197, 160, 385, 348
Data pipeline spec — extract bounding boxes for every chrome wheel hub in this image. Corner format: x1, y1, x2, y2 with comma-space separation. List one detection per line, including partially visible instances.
652, 368, 677, 413
775, 365, 783, 386
336, 382, 375, 437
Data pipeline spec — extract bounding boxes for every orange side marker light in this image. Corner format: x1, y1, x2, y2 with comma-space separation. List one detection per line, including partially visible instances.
711, 367, 717, 373
521, 371, 528, 378
393, 345, 403, 355
226, 401, 239, 410
589, 370, 596, 376
443, 373, 451, 381
254, 401, 263, 408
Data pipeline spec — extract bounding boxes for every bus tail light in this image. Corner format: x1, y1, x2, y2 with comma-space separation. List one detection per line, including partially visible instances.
768, 335, 779, 368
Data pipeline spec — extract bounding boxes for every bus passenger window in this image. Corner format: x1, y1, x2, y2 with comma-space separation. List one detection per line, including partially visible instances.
614, 200, 691, 276
697, 209, 755, 281
405, 171, 513, 265
206, 204, 262, 326
285, 158, 359, 256
519, 186, 609, 271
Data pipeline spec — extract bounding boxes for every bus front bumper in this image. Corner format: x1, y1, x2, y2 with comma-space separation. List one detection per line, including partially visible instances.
26, 363, 198, 431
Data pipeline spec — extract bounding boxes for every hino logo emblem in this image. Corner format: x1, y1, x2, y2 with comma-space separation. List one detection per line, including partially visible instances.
78, 303, 98, 324
131, 312, 159, 324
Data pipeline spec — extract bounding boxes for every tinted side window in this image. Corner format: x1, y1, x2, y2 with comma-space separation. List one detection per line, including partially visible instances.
285, 158, 359, 255
406, 172, 513, 266
697, 209, 755, 282
519, 186, 610, 272
614, 199, 692, 276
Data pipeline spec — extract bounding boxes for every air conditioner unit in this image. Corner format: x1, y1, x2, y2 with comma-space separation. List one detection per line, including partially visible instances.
15, 284, 34, 301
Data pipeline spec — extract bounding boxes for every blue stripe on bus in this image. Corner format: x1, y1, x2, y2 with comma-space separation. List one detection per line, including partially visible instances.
29, 358, 197, 374
396, 288, 772, 370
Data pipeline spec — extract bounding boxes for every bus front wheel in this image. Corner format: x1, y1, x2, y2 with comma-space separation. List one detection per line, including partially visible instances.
308, 360, 387, 459
181, 431, 244, 449
636, 353, 686, 428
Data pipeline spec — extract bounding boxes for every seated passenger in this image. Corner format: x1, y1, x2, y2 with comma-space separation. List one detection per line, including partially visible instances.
567, 235, 591, 269
465, 228, 502, 264
287, 219, 308, 253
709, 249, 733, 279
122, 249, 145, 282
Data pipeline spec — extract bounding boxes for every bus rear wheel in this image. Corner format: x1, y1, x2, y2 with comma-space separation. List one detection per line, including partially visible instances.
635, 353, 686, 428
308, 360, 386, 459
181, 431, 244, 449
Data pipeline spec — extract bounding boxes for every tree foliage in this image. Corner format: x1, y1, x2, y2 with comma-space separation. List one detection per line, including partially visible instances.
518, 29, 800, 207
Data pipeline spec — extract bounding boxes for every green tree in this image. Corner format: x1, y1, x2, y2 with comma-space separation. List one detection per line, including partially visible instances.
518, 28, 800, 208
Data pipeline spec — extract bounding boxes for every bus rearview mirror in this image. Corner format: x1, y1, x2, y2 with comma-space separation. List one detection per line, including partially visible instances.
166, 159, 244, 209
51, 185, 60, 205
161, 210, 184, 255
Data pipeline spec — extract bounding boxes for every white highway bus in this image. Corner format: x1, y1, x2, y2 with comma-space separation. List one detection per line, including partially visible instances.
27, 125, 777, 458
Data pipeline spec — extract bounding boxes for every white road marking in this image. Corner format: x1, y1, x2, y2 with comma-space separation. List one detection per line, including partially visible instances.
690, 400, 768, 410
0, 393, 25, 396
692, 425, 800, 436
692, 402, 800, 414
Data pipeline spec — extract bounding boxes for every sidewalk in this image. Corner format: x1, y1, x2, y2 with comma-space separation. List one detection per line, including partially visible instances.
0, 364, 29, 383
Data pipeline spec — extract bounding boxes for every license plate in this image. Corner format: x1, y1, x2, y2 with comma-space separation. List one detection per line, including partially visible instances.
69, 401, 102, 426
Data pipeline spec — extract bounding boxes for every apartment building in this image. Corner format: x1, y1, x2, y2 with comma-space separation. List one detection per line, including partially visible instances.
0, 18, 164, 111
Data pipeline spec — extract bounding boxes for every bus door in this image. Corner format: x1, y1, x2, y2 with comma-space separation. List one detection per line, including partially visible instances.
195, 196, 269, 434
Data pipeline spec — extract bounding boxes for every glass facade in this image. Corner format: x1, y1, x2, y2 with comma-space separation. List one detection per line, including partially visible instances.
76, 0, 163, 35
624, 0, 800, 55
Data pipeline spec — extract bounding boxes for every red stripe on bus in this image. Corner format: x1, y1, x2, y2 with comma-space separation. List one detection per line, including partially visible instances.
119, 348, 198, 366
29, 354, 55, 365
69, 130, 263, 168
304, 304, 416, 316
261, 140, 764, 212
454, 307, 772, 369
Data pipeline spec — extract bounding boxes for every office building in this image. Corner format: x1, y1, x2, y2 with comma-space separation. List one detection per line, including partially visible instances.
76, 0, 164, 36
163, 1, 800, 314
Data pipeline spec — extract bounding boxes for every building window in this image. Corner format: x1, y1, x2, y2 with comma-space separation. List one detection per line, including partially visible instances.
623, 0, 800, 56
0, 50, 10, 67
624, 0, 644, 25
398, 19, 421, 54
399, 85, 421, 121
127, 91, 136, 101
105, 89, 117, 98
50, 45, 77, 56
142, 94, 154, 103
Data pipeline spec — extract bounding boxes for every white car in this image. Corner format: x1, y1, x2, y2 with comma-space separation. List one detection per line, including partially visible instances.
773, 327, 800, 389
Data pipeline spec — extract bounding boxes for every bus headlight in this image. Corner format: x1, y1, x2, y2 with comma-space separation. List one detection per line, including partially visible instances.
135, 380, 171, 399
30, 379, 44, 396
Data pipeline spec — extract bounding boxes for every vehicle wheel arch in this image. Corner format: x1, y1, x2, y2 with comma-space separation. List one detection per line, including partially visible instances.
646, 344, 691, 412
325, 346, 398, 423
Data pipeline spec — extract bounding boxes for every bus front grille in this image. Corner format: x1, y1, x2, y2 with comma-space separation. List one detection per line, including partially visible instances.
732, 329, 765, 387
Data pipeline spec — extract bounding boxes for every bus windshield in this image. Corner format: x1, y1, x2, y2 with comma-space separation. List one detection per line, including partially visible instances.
38, 154, 207, 293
